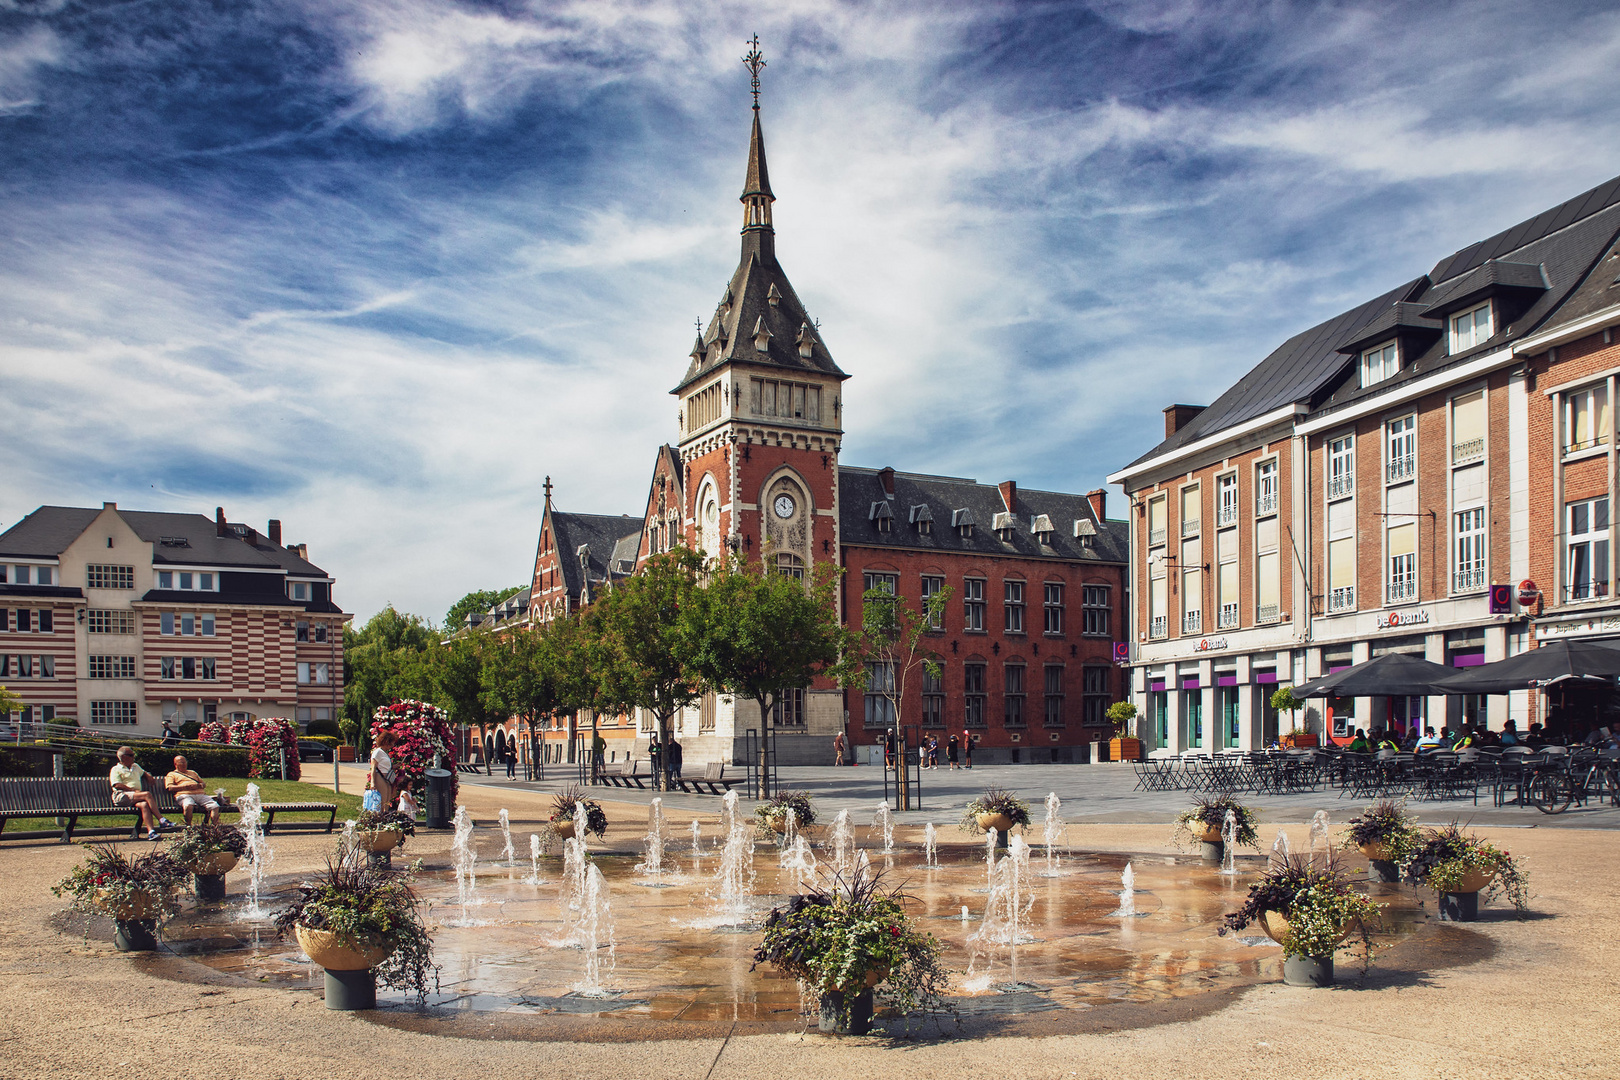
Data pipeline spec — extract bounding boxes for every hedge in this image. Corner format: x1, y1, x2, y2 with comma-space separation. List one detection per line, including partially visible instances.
0, 740, 253, 779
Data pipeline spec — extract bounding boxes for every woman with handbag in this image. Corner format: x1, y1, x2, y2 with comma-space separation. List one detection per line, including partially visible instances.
367, 729, 399, 812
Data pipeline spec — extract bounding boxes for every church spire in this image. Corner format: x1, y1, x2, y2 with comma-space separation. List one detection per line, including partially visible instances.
740, 35, 774, 252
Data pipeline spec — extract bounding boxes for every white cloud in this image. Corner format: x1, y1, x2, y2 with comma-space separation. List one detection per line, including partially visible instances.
0, 24, 62, 114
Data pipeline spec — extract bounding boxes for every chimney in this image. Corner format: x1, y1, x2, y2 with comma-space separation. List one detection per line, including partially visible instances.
1163, 404, 1206, 437
1086, 489, 1107, 521
295, 543, 308, 561
102, 501, 116, 510
215, 507, 227, 537
998, 480, 1017, 513
878, 467, 895, 499
268, 519, 282, 547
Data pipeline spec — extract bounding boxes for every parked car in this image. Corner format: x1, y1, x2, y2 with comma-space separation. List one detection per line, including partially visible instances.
297, 738, 335, 763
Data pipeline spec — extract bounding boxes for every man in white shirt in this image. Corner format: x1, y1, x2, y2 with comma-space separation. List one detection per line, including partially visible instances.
109, 747, 169, 840
1414, 728, 1444, 752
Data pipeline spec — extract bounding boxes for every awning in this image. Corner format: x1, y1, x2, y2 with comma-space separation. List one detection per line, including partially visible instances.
1291, 652, 1457, 698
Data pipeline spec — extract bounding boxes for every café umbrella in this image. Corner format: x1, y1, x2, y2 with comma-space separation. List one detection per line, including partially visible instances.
1290, 652, 1458, 698
1434, 639, 1620, 694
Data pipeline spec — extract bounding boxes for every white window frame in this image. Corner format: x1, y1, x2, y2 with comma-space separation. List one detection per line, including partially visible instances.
1255, 459, 1279, 517
1386, 414, 1416, 483
1327, 435, 1355, 500
1449, 301, 1493, 354
1216, 473, 1238, 528
1360, 340, 1398, 387
1567, 497, 1611, 602
1453, 507, 1486, 594
1563, 383, 1610, 454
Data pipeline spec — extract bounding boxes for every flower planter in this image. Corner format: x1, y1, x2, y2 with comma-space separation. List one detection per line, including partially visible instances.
361, 828, 405, 853
1108, 737, 1141, 763
1451, 868, 1494, 894
1282, 733, 1319, 749
1191, 822, 1224, 844
1357, 842, 1391, 862
817, 987, 875, 1035
191, 851, 240, 876
975, 812, 1014, 834
769, 817, 789, 835
92, 887, 163, 922
1258, 910, 1353, 950
1281, 954, 1334, 987
552, 819, 576, 841
294, 924, 395, 972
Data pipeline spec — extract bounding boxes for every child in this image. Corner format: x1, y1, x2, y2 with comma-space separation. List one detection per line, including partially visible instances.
397, 787, 419, 819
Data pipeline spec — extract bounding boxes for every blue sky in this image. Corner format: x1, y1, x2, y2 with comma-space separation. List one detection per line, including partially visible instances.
4, 0, 1620, 625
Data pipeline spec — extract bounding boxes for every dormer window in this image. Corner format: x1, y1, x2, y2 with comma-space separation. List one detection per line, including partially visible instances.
953, 508, 975, 539
1450, 302, 1493, 354
1073, 518, 1097, 550
1030, 514, 1054, 545
752, 316, 771, 353
870, 501, 894, 533
288, 581, 310, 601
796, 322, 816, 359
992, 511, 1017, 543
909, 504, 933, 535
1360, 341, 1398, 387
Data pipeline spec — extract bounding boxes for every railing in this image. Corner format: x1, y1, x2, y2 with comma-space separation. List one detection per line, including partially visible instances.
1452, 438, 1484, 464
1453, 567, 1486, 593
1217, 603, 1239, 629
1181, 517, 1200, 537
1256, 491, 1278, 516
1564, 435, 1609, 455
1387, 576, 1417, 602
1566, 580, 1611, 602
1328, 586, 1356, 613
1150, 615, 1168, 638
1216, 505, 1238, 528
1182, 610, 1202, 634
1148, 527, 1166, 546
1327, 473, 1354, 500
1387, 455, 1415, 483
1257, 603, 1279, 623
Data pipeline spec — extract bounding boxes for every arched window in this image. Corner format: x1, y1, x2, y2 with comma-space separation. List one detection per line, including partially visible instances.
777, 552, 805, 579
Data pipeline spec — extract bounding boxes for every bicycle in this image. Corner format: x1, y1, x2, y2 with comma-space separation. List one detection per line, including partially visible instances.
1527, 753, 1620, 814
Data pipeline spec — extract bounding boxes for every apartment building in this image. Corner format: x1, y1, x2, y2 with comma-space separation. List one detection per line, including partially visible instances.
0, 503, 347, 735
1110, 173, 1620, 748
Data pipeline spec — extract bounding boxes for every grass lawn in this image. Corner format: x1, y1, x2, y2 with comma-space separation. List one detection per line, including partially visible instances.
2, 777, 366, 833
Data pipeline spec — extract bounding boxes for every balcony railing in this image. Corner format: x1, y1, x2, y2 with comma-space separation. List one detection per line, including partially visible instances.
1452, 438, 1484, 465
1148, 527, 1166, 546
1257, 603, 1280, 623
1182, 517, 1200, 538
1150, 615, 1168, 638
1256, 491, 1278, 516
1387, 576, 1417, 603
1327, 586, 1356, 613
1217, 603, 1239, 629
1387, 455, 1415, 483
1327, 473, 1355, 500
1182, 610, 1202, 635
1216, 505, 1238, 528
1453, 567, 1486, 593
1566, 580, 1610, 602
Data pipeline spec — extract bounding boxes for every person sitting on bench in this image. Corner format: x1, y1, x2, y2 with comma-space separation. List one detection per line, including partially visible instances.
110, 747, 171, 840
164, 755, 221, 825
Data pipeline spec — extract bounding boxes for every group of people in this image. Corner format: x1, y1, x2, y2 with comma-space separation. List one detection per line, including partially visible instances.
108, 745, 223, 840
1336, 718, 1610, 753
833, 729, 976, 769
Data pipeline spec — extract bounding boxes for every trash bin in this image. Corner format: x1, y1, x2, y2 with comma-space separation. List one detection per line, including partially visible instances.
424, 768, 453, 829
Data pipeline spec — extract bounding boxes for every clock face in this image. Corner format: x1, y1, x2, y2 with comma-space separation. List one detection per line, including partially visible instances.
774, 494, 796, 519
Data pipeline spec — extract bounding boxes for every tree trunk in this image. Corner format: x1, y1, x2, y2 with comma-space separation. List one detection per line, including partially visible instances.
756, 695, 774, 801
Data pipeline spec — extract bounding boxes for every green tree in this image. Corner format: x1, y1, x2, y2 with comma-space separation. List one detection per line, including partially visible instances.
0, 685, 22, 720
343, 606, 439, 747
847, 582, 953, 746
436, 631, 497, 729
585, 548, 708, 791
444, 586, 525, 634
480, 622, 561, 748
691, 554, 857, 797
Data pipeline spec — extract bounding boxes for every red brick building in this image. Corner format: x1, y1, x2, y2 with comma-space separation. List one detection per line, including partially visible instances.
507, 96, 1128, 767
1110, 174, 1620, 746
0, 503, 347, 735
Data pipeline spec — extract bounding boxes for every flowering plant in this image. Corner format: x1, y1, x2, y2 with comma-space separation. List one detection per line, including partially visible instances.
1221, 852, 1382, 961
755, 790, 817, 833
1405, 824, 1530, 916
370, 700, 458, 806
547, 784, 607, 840
195, 717, 300, 780
1172, 795, 1260, 849
170, 823, 248, 870
355, 809, 416, 836
1343, 799, 1422, 864
53, 844, 189, 923
958, 787, 1032, 834
753, 864, 950, 1029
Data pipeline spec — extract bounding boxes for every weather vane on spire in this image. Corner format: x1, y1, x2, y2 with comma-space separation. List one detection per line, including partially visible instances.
743, 34, 765, 111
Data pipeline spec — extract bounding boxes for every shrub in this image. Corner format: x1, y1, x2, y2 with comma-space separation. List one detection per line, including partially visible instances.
305, 716, 342, 739
195, 718, 301, 780
178, 720, 201, 740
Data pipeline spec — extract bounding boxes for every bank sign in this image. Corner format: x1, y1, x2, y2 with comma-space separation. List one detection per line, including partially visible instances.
1379, 609, 1431, 629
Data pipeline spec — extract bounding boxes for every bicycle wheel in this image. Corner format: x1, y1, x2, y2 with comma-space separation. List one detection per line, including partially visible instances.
1528, 772, 1572, 814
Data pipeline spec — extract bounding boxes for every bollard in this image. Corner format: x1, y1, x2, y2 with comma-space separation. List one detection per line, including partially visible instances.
195, 874, 227, 902
114, 920, 158, 952
324, 969, 377, 1011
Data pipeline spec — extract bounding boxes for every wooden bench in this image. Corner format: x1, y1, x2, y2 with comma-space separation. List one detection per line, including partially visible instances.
0, 776, 336, 842
596, 761, 649, 789
676, 762, 735, 796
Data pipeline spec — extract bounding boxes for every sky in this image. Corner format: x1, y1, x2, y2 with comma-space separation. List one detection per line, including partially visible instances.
3, 0, 1620, 627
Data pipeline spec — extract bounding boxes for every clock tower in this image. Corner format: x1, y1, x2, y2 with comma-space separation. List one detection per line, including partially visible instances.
673, 64, 848, 574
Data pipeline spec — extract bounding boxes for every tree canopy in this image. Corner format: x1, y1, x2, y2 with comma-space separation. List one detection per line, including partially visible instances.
444, 586, 525, 633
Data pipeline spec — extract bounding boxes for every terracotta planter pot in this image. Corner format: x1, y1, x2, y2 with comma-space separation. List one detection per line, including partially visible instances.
1259, 909, 1353, 949
821, 965, 890, 992
1190, 821, 1224, 844
1358, 841, 1392, 862
1109, 737, 1141, 762
1282, 733, 1319, 749
769, 816, 789, 835
975, 812, 1014, 834
191, 851, 240, 876
92, 887, 164, 921
295, 925, 395, 972
553, 819, 576, 840
1449, 868, 1494, 894
361, 828, 404, 853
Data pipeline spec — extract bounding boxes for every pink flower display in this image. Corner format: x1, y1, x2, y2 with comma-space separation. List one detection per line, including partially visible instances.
194, 716, 300, 780
370, 699, 458, 804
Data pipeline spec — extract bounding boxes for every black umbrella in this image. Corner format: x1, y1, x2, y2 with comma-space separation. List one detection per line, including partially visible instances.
1434, 639, 1620, 694
1291, 652, 1457, 698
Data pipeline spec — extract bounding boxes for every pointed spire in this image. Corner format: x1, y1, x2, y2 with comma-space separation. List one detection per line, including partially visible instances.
739, 36, 774, 245
742, 110, 773, 202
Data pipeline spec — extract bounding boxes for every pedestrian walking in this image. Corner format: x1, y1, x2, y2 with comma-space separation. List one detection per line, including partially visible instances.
927, 734, 940, 769
946, 733, 959, 769
832, 730, 846, 766
962, 729, 974, 769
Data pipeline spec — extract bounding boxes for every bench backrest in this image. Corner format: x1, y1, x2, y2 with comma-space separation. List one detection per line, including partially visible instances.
703, 761, 724, 780
0, 776, 122, 812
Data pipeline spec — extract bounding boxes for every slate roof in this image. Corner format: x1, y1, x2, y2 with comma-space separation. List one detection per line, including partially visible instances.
0, 505, 332, 578
1120, 172, 1620, 473
548, 511, 642, 599
839, 467, 1128, 565
673, 111, 847, 394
